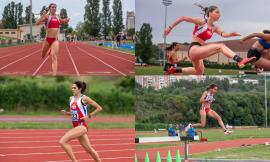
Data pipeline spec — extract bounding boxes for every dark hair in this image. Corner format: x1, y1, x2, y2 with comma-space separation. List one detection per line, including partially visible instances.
166, 42, 179, 51
206, 84, 217, 90
194, 3, 218, 19
49, 3, 57, 9
73, 80, 87, 93
263, 30, 270, 34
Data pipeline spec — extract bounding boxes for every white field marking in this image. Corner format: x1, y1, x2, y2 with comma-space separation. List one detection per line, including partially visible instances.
84, 42, 133, 55
0, 138, 133, 144
0, 46, 38, 60
65, 43, 80, 76
87, 71, 112, 74
74, 45, 126, 76
2, 148, 135, 156
0, 49, 40, 71
0, 134, 133, 139
0, 142, 134, 149
45, 156, 134, 162
32, 54, 50, 76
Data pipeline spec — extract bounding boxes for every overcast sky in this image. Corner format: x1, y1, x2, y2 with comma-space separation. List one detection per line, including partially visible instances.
0, 0, 135, 28
136, 0, 270, 44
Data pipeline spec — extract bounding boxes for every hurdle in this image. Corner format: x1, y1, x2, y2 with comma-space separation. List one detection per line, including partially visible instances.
135, 135, 199, 160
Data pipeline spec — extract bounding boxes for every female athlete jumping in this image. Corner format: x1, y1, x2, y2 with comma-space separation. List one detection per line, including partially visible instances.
164, 3, 255, 75
185, 84, 233, 135
60, 81, 102, 162
164, 42, 189, 74
241, 30, 270, 71
36, 3, 69, 76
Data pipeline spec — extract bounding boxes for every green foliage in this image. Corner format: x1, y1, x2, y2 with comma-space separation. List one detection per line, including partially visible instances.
101, 0, 112, 39
25, 5, 35, 24
60, 8, 69, 32
136, 23, 153, 63
84, 0, 101, 37
2, 2, 23, 29
112, 0, 124, 35
135, 77, 270, 128
0, 77, 134, 114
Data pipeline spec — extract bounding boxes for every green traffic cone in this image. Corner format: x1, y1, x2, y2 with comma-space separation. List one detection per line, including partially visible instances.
175, 150, 181, 162
145, 152, 150, 162
156, 152, 161, 162
134, 153, 138, 162
166, 150, 172, 162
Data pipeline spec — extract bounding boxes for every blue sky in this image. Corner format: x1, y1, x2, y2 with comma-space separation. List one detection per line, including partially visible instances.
136, 0, 270, 44
0, 0, 135, 28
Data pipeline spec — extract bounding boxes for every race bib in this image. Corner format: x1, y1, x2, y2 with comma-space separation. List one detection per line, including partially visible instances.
71, 110, 79, 121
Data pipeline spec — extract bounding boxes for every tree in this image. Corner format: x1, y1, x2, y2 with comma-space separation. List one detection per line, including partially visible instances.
75, 21, 86, 40
136, 23, 153, 63
84, 0, 101, 38
25, 5, 35, 24
2, 2, 23, 29
60, 8, 69, 32
127, 28, 135, 37
101, 0, 112, 40
40, 26, 46, 39
17, 3, 23, 25
112, 0, 124, 35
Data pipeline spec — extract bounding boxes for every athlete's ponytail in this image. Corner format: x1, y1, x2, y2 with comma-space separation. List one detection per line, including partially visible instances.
74, 80, 87, 93
206, 84, 217, 91
263, 30, 270, 34
194, 3, 218, 19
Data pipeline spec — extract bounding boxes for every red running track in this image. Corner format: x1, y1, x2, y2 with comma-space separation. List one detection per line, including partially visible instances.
0, 128, 135, 162
0, 42, 135, 76
136, 138, 270, 161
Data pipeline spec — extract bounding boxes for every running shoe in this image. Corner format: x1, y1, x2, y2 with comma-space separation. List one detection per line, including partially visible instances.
224, 129, 233, 135
238, 57, 256, 68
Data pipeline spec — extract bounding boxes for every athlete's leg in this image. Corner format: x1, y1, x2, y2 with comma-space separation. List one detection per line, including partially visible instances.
59, 126, 87, 162
50, 40, 59, 76
78, 134, 101, 162
254, 58, 270, 71
192, 110, 207, 128
207, 110, 226, 130
41, 40, 51, 58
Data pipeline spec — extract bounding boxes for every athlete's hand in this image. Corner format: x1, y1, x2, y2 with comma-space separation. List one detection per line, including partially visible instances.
61, 110, 67, 115
230, 32, 241, 37
80, 116, 88, 121
42, 10, 48, 17
164, 27, 172, 36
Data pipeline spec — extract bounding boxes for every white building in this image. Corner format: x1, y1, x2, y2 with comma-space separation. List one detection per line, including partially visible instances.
126, 11, 135, 30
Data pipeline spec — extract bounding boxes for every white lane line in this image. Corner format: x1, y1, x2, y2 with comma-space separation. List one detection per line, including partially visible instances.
74, 45, 126, 76
0, 134, 133, 138
0, 49, 40, 71
0, 143, 134, 149
87, 72, 112, 74
0, 138, 133, 144
0, 46, 38, 60
2, 148, 135, 156
45, 156, 134, 162
32, 54, 50, 76
65, 43, 80, 76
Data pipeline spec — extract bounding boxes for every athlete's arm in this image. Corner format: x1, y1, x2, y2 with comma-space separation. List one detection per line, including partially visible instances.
164, 16, 205, 36
36, 10, 48, 25
60, 96, 72, 115
241, 33, 270, 42
200, 91, 208, 103
82, 96, 102, 118
60, 17, 70, 24
215, 26, 241, 38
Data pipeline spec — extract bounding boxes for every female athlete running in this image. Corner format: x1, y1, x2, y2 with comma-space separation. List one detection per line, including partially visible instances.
164, 3, 255, 75
36, 3, 69, 76
164, 42, 189, 74
60, 81, 102, 162
185, 84, 233, 135
241, 30, 270, 71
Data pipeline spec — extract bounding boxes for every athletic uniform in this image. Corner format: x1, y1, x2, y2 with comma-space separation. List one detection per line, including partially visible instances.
69, 95, 88, 130
247, 38, 270, 61
188, 19, 214, 56
45, 15, 60, 45
164, 51, 182, 74
200, 92, 215, 114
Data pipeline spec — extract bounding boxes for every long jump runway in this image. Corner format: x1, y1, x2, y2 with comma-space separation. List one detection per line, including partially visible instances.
0, 42, 135, 76
0, 128, 135, 162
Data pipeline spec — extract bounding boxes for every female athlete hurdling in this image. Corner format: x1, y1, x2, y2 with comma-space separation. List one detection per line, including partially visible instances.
164, 3, 255, 75
60, 81, 102, 162
36, 3, 69, 76
185, 84, 233, 135
241, 30, 270, 71
164, 42, 189, 74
